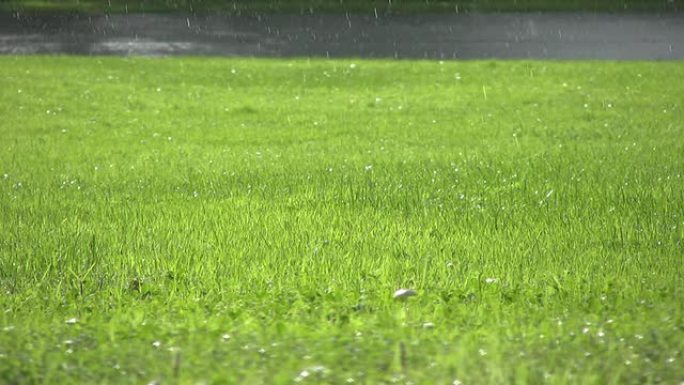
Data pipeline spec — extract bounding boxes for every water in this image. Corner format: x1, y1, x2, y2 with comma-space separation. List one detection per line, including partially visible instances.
1, 12, 682, 59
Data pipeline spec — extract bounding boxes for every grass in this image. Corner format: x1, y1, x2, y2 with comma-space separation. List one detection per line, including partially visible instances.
0, 56, 683, 384
0, 0, 681, 14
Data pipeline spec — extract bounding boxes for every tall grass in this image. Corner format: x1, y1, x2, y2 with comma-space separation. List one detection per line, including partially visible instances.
0, 57, 682, 384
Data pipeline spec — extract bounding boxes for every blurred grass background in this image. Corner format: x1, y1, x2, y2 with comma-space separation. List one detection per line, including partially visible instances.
0, 0, 681, 13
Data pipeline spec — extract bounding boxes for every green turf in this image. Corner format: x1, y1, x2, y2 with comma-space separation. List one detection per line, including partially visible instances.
0, 56, 683, 384
0, 0, 681, 13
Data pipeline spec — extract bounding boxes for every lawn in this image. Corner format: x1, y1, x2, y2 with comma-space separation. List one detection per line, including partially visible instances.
0, 0, 681, 13
0, 56, 683, 384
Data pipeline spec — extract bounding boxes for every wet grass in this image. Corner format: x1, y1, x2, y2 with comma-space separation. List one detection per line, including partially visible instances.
0, 56, 683, 384
0, 0, 681, 14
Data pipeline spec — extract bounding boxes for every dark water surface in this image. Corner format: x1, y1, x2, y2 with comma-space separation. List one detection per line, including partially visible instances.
1, 12, 682, 59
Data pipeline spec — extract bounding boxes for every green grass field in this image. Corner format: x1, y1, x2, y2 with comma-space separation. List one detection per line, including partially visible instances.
1, 0, 681, 13
1, 57, 683, 384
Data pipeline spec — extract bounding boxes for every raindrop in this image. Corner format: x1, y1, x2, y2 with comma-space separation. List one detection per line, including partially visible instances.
393, 288, 417, 299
